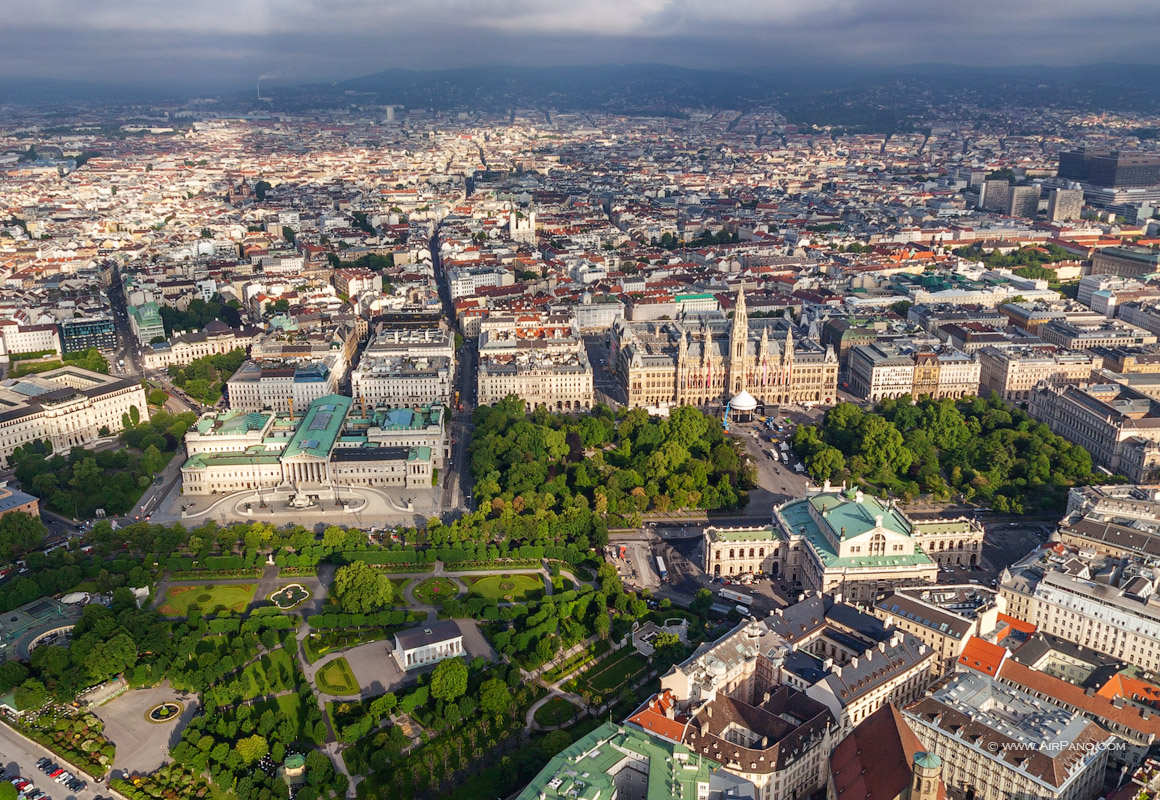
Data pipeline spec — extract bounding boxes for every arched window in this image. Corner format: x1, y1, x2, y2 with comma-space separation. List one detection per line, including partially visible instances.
729, 549, 735, 559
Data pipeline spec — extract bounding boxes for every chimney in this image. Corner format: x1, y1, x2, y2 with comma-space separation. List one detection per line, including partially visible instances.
875, 514, 883, 528
707, 705, 713, 718
761, 736, 769, 748
856, 489, 864, 503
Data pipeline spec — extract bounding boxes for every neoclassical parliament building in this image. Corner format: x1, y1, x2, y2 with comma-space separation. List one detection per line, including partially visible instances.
611, 289, 839, 409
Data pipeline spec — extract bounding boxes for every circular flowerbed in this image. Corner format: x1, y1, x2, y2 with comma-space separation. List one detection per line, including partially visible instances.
270, 583, 310, 609
499, 581, 515, 591
197, 593, 213, 603
147, 701, 183, 723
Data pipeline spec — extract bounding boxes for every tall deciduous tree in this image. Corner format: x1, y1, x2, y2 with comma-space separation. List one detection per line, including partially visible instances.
429, 658, 468, 702
331, 561, 394, 613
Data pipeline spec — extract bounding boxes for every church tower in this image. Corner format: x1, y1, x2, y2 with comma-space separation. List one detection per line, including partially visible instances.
730, 287, 748, 394
910, 752, 943, 800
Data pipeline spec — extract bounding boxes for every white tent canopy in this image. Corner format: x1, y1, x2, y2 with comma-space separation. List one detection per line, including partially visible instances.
729, 390, 757, 412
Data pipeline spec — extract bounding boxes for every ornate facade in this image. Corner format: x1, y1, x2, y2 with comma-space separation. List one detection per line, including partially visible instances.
612, 289, 838, 409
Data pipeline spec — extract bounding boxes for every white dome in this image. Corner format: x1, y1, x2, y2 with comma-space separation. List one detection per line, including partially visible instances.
730, 390, 757, 412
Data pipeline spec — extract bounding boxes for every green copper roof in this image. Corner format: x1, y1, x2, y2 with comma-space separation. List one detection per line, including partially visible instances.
808, 490, 911, 540
707, 525, 777, 542
914, 751, 943, 770
515, 722, 715, 800
778, 496, 934, 570
282, 394, 351, 460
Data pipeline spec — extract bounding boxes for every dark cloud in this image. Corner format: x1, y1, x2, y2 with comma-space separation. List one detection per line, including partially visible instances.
2, 0, 1158, 90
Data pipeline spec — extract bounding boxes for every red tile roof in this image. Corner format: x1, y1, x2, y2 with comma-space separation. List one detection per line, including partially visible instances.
956, 636, 1007, 676
831, 704, 945, 800
627, 690, 688, 743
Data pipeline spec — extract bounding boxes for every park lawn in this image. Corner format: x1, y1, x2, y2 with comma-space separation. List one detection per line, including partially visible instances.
466, 574, 544, 602
389, 578, 412, 595
158, 584, 256, 616
582, 651, 648, 693
317, 657, 360, 696
233, 647, 296, 700
414, 577, 458, 606
250, 692, 304, 736
534, 696, 578, 727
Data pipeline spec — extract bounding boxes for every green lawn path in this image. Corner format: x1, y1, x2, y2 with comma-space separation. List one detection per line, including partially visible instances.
158, 584, 256, 616
466, 574, 544, 602
534, 696, 578, 727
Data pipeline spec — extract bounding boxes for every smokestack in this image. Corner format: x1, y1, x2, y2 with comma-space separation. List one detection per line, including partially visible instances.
257, 78, 262, 102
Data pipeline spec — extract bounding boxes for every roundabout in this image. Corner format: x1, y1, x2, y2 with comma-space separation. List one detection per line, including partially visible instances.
146, 701, 183, 724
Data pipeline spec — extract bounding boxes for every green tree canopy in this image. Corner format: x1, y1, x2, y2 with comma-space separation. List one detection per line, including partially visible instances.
429, 657, 468, 702
330, 561, 394, 613
0, 511, 46, 561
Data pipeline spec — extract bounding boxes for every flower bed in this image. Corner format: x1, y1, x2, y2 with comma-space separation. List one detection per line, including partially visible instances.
146, 701, 183, 723
10, 708, 114, 778
270, 583, 311, 609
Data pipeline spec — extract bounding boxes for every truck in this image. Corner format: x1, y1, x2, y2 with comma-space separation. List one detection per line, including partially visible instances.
720, 588, 755, 606
656, 555, 667, 582
619, 545, 627, 560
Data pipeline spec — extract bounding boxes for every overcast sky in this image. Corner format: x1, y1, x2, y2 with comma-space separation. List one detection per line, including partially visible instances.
3, 0, 1159, 90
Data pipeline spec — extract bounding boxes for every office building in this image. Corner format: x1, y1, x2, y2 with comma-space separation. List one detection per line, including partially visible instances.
1000, 541, 1160, 672
874, 585, 1003, 673
127, 302, 165, 347
1047, 188, 1085, 223
655, 599, 936, 735
1029, 381, 1160, 482
903, 672, 1111, 800
0, 367, 148, 462
59, 317, 116, 354
979, 180, 1009, 213
976, 345, 1097, 402
0, 322, 60, 361
1006, 185, 1040, 219
848, 343, 979, 402
141, 321, 261, 370
1059, 148, 1160, 189
476, 324, 593, 412
1039, 319, 1157, 350
1091, 246, 1160, 278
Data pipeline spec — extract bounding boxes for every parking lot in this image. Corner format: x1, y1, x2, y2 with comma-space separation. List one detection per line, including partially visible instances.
0, 720, 106, 800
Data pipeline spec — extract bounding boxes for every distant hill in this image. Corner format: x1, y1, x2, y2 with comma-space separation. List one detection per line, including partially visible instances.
253, 62, 1160, 127
9, 62, 1160, 130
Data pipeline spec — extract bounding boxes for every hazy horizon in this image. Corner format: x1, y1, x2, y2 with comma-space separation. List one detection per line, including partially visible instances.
2, 0, 1159, 93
